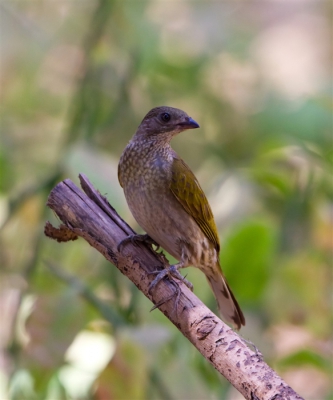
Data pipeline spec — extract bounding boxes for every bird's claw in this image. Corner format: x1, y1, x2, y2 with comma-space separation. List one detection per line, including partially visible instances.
117, 233, 160, 252
150, 279, 182, 314
148, 265, 195, 316
148, 268, 168, 294
148, 265, 193, 294
117, 235, 134, 251
144, 236, 160, 251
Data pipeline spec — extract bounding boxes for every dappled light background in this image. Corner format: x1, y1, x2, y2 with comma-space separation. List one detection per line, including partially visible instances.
0, 1, 332, 399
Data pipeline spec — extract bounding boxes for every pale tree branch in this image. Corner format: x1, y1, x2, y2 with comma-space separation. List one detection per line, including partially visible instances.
44, 174, 303, 400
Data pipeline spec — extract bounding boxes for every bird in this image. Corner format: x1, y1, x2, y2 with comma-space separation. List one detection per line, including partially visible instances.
118, 106, 245, 329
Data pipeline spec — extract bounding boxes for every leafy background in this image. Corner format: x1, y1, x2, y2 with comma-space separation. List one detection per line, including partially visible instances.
0, 1, 332, 399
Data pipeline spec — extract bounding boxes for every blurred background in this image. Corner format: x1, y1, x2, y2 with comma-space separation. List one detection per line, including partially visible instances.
0, 1, 332, 399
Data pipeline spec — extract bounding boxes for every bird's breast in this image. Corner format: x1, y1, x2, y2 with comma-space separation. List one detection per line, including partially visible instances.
119, 142, 171, 191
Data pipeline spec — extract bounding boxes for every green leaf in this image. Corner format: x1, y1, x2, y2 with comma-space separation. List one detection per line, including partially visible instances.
220, 220, 276, 303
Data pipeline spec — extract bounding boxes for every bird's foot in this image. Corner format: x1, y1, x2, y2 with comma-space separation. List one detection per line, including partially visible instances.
149, 265, 194, 315
117, 233, 160, 252
148, 264, 193, 294
150, 279, 182, 314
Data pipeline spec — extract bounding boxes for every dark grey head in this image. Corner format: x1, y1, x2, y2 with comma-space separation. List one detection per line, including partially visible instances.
135, 106, 199, 140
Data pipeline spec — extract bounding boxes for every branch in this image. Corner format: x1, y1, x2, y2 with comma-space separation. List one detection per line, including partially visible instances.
44, 174, 303, 400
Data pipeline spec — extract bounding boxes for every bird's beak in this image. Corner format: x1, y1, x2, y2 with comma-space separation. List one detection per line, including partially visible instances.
178, 117, 200, 130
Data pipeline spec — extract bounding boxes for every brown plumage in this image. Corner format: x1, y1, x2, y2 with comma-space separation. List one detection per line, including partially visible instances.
118, 106, 245, 329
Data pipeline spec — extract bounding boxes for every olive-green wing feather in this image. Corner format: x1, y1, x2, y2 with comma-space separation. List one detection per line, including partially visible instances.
170, 157, 220, 252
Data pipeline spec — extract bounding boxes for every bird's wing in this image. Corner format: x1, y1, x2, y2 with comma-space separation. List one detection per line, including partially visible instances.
170, 157, 220, 252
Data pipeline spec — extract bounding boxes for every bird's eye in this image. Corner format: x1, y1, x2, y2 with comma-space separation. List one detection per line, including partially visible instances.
161, 112, 171, 122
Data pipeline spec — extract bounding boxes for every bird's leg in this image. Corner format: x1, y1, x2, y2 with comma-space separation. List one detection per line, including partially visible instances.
148, 249, 196, 314
148, 261, 194, 316
117, 233, 160, 251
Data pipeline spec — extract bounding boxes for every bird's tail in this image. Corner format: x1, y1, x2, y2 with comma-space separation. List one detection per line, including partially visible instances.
205, 265, 245, 330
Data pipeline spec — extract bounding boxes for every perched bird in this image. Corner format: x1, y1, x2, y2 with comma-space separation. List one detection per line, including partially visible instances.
118, 106, 245, 329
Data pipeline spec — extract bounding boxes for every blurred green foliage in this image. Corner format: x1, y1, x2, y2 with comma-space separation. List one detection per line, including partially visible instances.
220, 220, 275, 304
0, 1, 332, 399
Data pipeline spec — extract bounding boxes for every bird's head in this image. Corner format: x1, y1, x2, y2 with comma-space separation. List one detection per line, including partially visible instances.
134, 106, 199, 141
